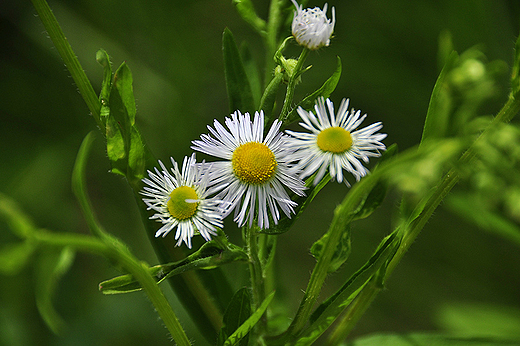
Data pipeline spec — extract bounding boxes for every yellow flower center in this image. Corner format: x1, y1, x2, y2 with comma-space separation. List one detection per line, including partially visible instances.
316, 127, 353, 153
232, 142, 278, 185
167, 186, 199, 220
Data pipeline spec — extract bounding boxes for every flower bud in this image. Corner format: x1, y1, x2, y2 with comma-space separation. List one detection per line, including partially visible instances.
291, 0, 335, 50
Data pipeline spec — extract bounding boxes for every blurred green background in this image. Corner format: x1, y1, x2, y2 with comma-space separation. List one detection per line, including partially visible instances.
1, 0, 520, 345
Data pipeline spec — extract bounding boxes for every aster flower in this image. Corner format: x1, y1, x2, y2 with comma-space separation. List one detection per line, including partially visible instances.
191, 110, 306, 229
286, 97, 387, 186
291, 0, 335, 50
141, 154, 223, 249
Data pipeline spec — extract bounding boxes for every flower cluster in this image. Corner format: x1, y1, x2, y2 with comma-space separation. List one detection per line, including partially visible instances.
141, 98, 386, 248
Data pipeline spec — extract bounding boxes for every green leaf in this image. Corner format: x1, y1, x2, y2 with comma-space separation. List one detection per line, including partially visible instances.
259, 72, 283, 120
218, 288, 252, 346
96, 49, 112, 123
241, 42, 262, 109
105, 62, 146, 186
35, 247, 76, 335
420, 51, 458, 144
446, 194, 520, 247
310, 224, 351, 273
223, 291, 275, 346
223, 28, 256, 115
285, 56, 342, 125
0, 241, 37, 275
99, 240, 248, 294
300, 232, 401, 345
345, 332, 520, 346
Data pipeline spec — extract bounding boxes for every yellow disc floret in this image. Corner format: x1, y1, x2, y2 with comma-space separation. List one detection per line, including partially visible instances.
167, 186, 199, 220
232, 142, 278, 185
316, 126, 353, 153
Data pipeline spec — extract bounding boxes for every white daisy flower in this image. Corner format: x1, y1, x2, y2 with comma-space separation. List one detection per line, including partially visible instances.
291, 0, 335, 50
141, 154, 223, 249
286, 97, 387, 186
191, 110, 306, 229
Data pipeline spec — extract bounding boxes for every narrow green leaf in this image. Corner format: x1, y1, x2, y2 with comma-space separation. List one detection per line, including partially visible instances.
0, 241, 37, 275
223, 291, 275, 346
219, 288, 252, 346
241, 42, 262, 109
99, 240, 248, 294
35, 247, 76, 335
310, 224, 351, 273
302, 232, 400, 344
223, 28, 256, 114
285, 56, 342, 125
127, 126, 146, 184
112, 62, 136, 126
420, 51, 458, 144
346, 332, 520, 346
96, 49, 112, 123
259, 72, 283, 120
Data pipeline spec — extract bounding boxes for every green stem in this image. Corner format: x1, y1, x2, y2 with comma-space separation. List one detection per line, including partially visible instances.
32, 230, 191, 346
246, 226, 267, 335
279, 48, 310, 122
330, 92, 520, 342
264, 0, 284, 87
31, 0, 103, 131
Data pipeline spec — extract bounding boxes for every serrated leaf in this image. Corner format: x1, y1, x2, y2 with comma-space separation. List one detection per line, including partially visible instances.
99, 240, 248, 294
0, 241, 37, 275
223, 291, 275, 346
35, 247, 76, 335
286, 56, 342, 125
311, 223, 351, 273
420, 51, 458, 144
223, 28, 256, 115
301, 232, 401, 345
218, 288, 252, 346
346, 332, 520, 346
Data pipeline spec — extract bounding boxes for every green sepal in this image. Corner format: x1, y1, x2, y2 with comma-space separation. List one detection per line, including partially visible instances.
35, 247, 76, 335
420, 51, 458, 144
222, 291, 275, 346
310, 224, 351, 273
285, 56, 342, 125
99, 239, 248, 294
223, 28, 256, 115
217, 288, 252, 346
301, 232, 401, 344
232, 0, 266, 34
